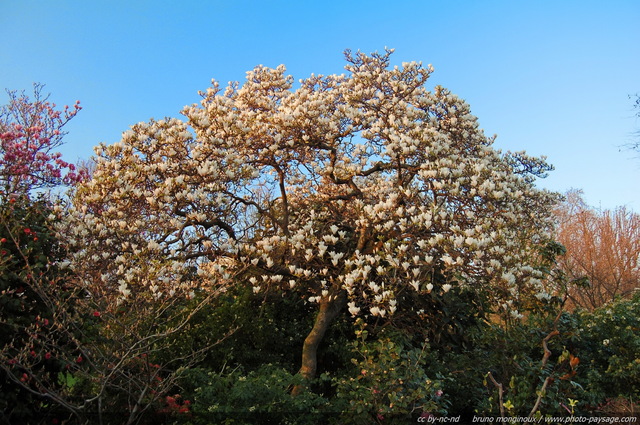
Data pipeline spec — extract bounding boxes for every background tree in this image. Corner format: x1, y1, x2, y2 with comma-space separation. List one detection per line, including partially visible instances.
65, 49, 561, 391
554, 189, 640, 310
0, 83, 85, 197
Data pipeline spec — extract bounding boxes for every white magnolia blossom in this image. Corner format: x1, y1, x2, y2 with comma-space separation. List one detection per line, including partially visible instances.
348, 303, 361, 317
63, 49, 559, 319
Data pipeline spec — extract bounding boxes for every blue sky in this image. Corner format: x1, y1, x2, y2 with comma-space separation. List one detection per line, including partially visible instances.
2, 0, 639, 210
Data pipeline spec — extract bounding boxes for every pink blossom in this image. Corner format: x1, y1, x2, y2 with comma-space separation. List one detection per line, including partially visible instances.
1, 84, 87, 195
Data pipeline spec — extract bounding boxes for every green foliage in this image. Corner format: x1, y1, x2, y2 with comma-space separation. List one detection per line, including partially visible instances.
0, 195, 61, 323
473, 322, 583, 417
176, 364, 332, 425
390, 277, 490, 352
158, 283, 353, 376
333, 319, 448, 424
428, 291, 640, 418
568, 291, 640, 409
0, 195, 70, 423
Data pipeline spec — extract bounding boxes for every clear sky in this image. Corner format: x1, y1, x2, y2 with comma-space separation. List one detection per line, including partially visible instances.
2, 0, 639, 210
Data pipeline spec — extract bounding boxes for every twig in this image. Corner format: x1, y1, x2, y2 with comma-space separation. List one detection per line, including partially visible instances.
487, 371, 505, 418
540, 329, 560, 369
529, 329, 560, 417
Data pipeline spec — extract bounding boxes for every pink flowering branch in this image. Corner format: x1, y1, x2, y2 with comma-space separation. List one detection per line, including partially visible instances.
0, 83, 88, 196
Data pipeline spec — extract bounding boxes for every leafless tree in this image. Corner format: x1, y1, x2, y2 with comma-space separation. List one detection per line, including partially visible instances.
555, 189, 640, 310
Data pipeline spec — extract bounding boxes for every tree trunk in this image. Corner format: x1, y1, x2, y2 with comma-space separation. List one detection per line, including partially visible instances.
292, 290, 346, 395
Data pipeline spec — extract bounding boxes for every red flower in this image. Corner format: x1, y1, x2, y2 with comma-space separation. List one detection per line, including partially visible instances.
76, 355, 83, 363
92, 311, 101, 317
45, 352, 52, 360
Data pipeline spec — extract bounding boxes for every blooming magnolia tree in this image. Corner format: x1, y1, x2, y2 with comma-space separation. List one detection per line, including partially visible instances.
0, 84, 85, 197
66, 50, 560, 385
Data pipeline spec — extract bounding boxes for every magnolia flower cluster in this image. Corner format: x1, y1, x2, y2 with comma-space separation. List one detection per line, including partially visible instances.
65, 49, 559, 316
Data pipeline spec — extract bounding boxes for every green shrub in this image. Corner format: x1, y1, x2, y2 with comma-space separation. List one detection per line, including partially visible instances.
569, 291, 640, 411
176, 364, 332, 425
333, 320, 448, 424
433, 291, 640, 418
0, 195, 71, 423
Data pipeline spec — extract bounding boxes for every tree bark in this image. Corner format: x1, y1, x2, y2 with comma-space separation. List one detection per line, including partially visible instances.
292, 290, 346, 395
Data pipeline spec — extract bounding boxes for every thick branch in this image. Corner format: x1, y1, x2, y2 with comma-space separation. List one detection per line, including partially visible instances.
172, 205, 237, 240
